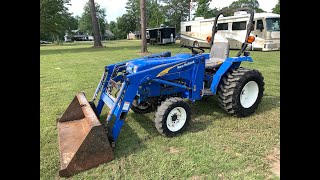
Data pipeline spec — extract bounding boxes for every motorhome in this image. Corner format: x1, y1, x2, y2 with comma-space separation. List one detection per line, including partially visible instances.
180, 12, 280, 51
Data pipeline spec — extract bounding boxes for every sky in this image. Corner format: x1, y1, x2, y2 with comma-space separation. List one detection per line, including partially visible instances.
67, 0, 278, 22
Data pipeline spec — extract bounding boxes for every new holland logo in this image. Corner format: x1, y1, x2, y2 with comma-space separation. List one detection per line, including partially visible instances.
156, 61, 195, 77
177, 61, 194, 69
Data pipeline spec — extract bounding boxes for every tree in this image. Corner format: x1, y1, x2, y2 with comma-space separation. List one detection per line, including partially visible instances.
140, 0, 148, 53
117, 14, 135, 38
147, 0, 166, 28
67, 16, 79, 30
194, 0, 217, 19
161, 0, 190, 32
40, 0, 71, 41
125, 0, 140, 31
272, 0, 280, 14
229, 0, 264, 13
109, 21, 119, 39
89, 0, 103, 47
78, 2, 107, 39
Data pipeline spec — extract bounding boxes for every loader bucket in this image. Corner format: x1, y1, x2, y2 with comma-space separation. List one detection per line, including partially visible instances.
57, 92, 114, 177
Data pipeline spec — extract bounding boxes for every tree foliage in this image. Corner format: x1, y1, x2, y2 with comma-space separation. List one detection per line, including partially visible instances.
147, 0, 166, 28
78, 1, 107, 37
194, 0, 217, 19
40, 0, 72, 40
229, 0, 264, 13
160, 0, 190, 32
272, 0, 280, 14
217, 0, 265, 16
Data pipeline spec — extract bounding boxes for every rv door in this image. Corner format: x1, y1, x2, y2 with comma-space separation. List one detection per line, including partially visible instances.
157, 30, 161, 43
251, 19, 265, 50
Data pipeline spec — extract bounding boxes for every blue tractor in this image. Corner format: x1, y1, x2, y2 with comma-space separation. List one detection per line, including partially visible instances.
57, 8, 264, 177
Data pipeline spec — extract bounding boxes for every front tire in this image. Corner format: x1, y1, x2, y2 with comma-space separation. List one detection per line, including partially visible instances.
131, 99, 154, 114
155, 97, 191, 137
218, 67, 264, 117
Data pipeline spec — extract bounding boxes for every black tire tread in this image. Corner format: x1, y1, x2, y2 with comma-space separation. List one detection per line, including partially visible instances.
217, 67, 264, 117
155, 97, 190, 137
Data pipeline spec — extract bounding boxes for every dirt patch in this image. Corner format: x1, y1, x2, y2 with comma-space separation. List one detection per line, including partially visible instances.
168, 146, 182, 154
191, 175, 202, 180
138, 52, 151, 55
266, 147, 280, 177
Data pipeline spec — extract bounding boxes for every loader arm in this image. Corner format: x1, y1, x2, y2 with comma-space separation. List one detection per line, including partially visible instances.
95, 54, 208, 142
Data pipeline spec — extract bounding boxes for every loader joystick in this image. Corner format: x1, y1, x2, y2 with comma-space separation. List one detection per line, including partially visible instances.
180, 45, 205, 55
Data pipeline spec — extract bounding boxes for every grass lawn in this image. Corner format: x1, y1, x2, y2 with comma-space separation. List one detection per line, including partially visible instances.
40, 40, 280, 179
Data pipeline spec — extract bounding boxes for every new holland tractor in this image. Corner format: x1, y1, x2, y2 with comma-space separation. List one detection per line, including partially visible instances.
57, 8, 264, 177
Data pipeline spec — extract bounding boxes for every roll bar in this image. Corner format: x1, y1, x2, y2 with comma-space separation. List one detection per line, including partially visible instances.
209, 7, 254, 57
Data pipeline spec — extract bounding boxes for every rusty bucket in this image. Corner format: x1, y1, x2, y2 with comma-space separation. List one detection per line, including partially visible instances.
57, 92, 114, 177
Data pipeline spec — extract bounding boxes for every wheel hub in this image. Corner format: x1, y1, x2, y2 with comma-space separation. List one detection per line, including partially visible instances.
240, 81, 259, 108
166, 107, 187, 132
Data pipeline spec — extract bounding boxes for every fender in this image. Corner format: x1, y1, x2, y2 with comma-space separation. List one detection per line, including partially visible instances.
210, 56, 253, 94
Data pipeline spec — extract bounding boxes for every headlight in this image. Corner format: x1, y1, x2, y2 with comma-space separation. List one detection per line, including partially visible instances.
133, 65, 138, 73
126, 65, 133, 73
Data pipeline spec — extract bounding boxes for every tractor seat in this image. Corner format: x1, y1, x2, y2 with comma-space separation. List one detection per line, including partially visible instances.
205, 41, 229, 69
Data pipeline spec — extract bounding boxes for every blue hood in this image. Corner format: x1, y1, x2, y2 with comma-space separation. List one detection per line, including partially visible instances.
126, 53, 193, 73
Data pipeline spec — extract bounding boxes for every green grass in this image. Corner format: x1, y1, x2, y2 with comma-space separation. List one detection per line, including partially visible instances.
40, 40, 280, 179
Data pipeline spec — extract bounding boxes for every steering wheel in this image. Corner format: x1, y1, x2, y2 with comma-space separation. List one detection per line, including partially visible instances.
180, 45, 205, 55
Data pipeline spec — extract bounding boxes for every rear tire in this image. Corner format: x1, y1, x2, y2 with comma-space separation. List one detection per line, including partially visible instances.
155, 97, 191, 137
218, 67, 264, 117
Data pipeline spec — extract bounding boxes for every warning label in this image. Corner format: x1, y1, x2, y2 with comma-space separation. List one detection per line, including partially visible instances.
122, 101, 130, 111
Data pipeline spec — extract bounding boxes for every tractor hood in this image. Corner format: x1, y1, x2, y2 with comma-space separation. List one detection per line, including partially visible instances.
126, 53, 193, 73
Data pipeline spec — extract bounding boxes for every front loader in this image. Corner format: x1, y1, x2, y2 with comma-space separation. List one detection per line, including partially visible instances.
57, 8, 264, 177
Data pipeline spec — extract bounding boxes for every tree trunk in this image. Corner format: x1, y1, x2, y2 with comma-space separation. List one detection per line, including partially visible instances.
140, 0, 148, 53
89, 0, 103, 47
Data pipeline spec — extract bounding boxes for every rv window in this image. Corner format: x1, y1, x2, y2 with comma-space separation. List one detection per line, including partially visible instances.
266, 18, 280, 31
232, 21, 247, 30
218, 23, 228, 30
256, 20, 263, 30
186, 26, 191, 32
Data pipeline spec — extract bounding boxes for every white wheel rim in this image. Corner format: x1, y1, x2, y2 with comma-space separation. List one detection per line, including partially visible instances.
166, 107, 187, 132
240, 81, 259, 108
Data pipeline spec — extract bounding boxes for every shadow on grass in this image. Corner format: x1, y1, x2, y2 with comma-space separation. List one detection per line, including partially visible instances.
95, 94, 279, 159
40, 42, 182, 56
40, 45, 141, 56
98, 114, 149, 160
256, 95, 280, 115
186, 94, 280, 133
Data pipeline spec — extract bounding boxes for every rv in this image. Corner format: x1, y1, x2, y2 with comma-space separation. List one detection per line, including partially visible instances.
180, 12, 280, 51
147, 26, 176, 45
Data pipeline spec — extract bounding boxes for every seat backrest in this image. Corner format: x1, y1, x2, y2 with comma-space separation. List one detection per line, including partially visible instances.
210, 41, 229, 60
206, 40, 230, 68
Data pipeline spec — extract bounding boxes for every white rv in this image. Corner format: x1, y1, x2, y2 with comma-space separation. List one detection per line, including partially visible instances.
180, 12, 280, 51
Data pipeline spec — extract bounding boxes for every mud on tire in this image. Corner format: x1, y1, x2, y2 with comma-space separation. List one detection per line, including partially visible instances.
218, 67, 264, 117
